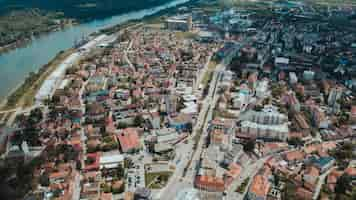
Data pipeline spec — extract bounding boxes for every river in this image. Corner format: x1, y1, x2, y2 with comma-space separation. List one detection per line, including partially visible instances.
0, 0, 191, 100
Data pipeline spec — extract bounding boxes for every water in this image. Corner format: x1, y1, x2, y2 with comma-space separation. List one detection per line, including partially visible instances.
0, 0, 191, 100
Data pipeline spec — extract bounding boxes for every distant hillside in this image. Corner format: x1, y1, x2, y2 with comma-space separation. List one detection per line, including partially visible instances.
0, 0, 174, 20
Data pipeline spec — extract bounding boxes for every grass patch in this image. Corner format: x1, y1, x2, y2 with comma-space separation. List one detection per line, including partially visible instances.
236, 177, 250, 194
145, 171, 172, 189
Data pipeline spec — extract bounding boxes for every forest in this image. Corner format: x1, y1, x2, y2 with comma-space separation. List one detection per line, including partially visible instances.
0, 0, 173, 20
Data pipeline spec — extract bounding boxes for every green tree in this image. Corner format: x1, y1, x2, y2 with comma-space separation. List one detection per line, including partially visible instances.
116, 165, 125, 179
39, 173, 50, 187
335, 174, 351, 194
243, 139, 256, 152
134, 115, 144, 127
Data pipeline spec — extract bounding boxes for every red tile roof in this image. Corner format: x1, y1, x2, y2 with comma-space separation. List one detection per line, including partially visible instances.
345, 167, 356, 176
195, 175, 225, 192
249, 174, 270, 198
284, 150, 305, 162
117, 128, 140, 153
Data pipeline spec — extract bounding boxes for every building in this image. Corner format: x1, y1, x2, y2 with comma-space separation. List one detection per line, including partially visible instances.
117, 128, 141, 153
247, 174, 271, 200
327, 86, 343, 108
240, 121, 289, 141
289, 72, 298, 84
239, 105, 289, 141
209, 118, 236, 135
99, 152, 124, 169
303, 70, 315, 81
240, 106, 288, 125
165, 16, 193, 31
169, 113, 192, 132
307, 156, 335, 173
255, 80, 269, 99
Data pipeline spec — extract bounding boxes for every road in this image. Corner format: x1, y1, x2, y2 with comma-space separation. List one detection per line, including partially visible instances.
313, 167, 334, 200
157, 41, 243, 200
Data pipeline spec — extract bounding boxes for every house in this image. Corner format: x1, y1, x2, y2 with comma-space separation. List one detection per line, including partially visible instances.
194, 175, 225, 192
247, 174, 271, 200
283, 150, 305, 164
117, 128, 141, 153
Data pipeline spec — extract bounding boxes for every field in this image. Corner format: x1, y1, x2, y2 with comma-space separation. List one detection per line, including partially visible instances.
145, 171, 173, 189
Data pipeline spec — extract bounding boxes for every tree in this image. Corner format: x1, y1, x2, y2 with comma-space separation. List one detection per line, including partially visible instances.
335, 174, 351, 194
117, 122, 128, 129
29, 108, 43, 124
76, 160, 82, 171
134, 115, 144, 127
124, 157, 133, 169
39, 173, 50, 187
287, 137, 304, 147
116, 165, 125, 179
243, 139, 256, 152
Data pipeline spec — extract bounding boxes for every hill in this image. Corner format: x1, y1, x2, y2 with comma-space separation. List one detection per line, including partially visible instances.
0, 0, 174, 20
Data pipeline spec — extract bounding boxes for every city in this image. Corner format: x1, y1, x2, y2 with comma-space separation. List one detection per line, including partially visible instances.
0, 0, 356, 200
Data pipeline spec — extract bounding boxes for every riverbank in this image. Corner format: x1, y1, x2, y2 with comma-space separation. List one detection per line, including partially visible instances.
0, 9, 77, 56
0, 49, 75, 111
0, 0, 198, 111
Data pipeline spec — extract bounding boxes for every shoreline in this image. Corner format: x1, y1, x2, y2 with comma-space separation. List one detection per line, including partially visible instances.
0, 49, 76, 111
0, 21, 77, 57
0, 0, 197, 111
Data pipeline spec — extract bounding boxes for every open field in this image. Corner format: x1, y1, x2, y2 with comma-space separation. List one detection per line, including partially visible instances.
145, 171, 173, 189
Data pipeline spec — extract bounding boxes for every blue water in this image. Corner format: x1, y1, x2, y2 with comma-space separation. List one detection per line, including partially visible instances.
0, 0, 191, 99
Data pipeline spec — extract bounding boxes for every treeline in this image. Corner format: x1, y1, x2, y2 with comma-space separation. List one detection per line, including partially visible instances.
0, 0, 174, 20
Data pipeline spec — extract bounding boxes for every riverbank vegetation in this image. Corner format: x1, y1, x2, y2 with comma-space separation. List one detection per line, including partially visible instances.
0, 9, 73, 53
0, 0, 177, 20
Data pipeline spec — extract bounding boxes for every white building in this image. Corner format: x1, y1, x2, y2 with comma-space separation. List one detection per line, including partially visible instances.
99, 152, 124, 169
240, 105, 288, 125
240, 121, 289, 141
255, 80, 269, 98
239, 105, 289, 141
303, 70, 315, 81
289, 72, 298, 84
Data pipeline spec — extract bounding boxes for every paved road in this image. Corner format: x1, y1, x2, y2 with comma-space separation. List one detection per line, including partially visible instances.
313, 167, 334, 200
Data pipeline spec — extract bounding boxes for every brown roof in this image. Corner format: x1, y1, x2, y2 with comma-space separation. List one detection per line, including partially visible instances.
249, 174, 270, 198
284, 150, 305, 162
